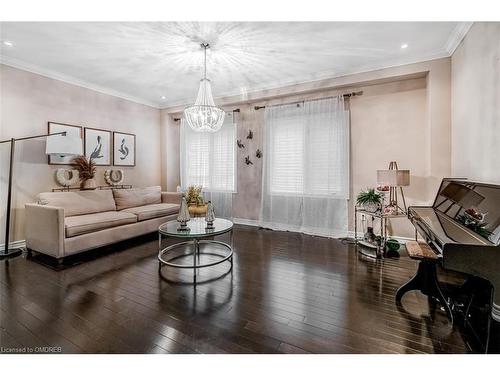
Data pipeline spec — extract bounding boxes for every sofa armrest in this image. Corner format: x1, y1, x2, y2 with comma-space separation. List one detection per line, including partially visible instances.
25, 203, 65, 259
161, 192, 183, 205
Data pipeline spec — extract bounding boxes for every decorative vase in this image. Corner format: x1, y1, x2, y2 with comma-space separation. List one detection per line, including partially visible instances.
81, 178, 97, 190
205, 201, 215, 229
177, 196, 191, 231
188, 203, 208, 217
363, 202, 379, 213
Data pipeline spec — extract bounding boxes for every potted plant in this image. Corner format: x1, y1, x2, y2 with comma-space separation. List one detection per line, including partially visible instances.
357, 188, 382, 213
71, 155, 97, 190
186, 185, 207, 216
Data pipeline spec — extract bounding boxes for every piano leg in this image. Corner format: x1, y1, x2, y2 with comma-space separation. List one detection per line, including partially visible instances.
396, 260, 454, 323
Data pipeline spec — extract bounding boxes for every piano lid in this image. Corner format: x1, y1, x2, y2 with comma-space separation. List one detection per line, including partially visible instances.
432, 179, 500, 246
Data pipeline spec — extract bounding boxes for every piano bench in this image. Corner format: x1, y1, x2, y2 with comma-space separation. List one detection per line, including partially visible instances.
405, 240, 438, 261
396, 241, 454, 323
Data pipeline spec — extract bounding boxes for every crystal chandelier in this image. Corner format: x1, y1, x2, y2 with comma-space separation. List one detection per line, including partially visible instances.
184, 43, 225, 132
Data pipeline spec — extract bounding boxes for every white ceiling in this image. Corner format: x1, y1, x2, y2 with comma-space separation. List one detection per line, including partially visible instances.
0, 22, 471, 108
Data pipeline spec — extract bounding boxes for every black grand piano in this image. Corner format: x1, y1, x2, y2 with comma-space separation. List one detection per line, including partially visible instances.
400, 178, 500, 352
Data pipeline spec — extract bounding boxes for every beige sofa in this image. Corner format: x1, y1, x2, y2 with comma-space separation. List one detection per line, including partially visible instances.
25, 186, 181, 261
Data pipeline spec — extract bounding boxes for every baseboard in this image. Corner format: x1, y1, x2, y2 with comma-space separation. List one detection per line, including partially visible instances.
233, 218, 347, 239
233, 218, 260, 227
0, 239, 26, 251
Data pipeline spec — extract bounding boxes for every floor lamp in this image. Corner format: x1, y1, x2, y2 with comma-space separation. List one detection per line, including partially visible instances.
0, 132, 82, 260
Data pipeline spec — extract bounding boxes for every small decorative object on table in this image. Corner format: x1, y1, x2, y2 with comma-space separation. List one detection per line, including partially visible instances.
71, 155, 97, 189
205, 201, 215, 229
177, 195, 191, 231
385, 238, 401, 258
186, 185, 208, 216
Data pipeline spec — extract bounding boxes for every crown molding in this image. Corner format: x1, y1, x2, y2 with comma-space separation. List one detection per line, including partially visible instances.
0, 56, 160, 109
445, 22, 473, 55
161, 52, 450, 111
2, 28, 461, 111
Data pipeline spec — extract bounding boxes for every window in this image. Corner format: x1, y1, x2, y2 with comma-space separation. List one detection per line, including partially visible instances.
266, 98, 349, 198
180, 115, 236, 192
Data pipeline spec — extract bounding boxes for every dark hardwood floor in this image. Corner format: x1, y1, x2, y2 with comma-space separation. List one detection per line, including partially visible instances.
0, 225, 474, 354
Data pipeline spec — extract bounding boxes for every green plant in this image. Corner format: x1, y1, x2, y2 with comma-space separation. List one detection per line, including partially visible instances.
356, 188, 382, 206
186, 185, 204, 205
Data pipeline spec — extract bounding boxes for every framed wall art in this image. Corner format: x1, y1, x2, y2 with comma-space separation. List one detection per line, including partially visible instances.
47, 122, 83, 165
84, 127, 112, 165
113, 131, 136, 167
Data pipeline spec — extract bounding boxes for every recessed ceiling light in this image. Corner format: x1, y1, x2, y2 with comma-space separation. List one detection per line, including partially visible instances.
3, 40, 14, 47
401, 43, 408, 49
160, 95, 166, 100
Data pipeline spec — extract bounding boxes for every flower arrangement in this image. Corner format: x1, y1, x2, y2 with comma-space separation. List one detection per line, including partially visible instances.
186, 185, 204, 206
71, 156, 96, 189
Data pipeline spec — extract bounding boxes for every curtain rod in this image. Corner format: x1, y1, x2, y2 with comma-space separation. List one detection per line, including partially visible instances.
253, 91, 363, 111
173, 108, 240, 122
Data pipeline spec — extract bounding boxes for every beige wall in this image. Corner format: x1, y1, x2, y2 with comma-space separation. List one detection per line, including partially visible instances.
1, 55, 454, 245
451, 22, 500, 183
163, 58, 452, 239
0, 64, 161, 245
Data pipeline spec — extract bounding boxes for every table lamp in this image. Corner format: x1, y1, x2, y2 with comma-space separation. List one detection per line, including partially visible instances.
377, 161, 410, 214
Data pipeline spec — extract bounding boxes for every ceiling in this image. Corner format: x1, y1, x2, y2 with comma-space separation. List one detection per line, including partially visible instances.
0, 22, 471, 108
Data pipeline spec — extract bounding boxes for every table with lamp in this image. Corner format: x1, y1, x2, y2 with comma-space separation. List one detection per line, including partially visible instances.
354, 161, 410, 259
0, 131, 82, 260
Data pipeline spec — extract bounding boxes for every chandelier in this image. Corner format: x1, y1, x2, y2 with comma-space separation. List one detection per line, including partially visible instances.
183, 43, 225, 132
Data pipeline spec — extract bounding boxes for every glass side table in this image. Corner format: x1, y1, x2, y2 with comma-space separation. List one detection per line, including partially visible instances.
354, 206, 407, 259
158, 218, 234, 283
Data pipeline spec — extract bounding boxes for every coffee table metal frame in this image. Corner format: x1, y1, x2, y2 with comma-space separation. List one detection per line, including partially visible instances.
158, 218, 233, 284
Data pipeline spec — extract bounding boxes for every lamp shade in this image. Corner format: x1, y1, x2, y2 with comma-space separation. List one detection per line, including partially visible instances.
45, 134, 82, 156
377, 169, 410, 187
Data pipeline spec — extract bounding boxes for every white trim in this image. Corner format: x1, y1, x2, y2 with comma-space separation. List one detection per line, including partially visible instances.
233, 218, 347, 239
0, 57, 159, 109
445, 22, 473, 55
233, 219, 415, 243
161, 52, 450, 109
0, 239, 26, 252
233, 218, 261, 227
1, 48, 451, 111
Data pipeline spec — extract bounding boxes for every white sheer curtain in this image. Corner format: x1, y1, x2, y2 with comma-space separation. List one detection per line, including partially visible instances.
260, 96, 349, 237
180, 112, 236, 219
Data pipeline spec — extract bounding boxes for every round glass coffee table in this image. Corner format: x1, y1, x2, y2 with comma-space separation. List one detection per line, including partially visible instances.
158, 218, 233, 284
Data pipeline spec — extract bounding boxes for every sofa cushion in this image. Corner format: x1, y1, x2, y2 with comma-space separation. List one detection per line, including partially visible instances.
39, 190, 117, 217
112, 186, 161, 211
65, 211, 137, 237
122, 203, 179, 221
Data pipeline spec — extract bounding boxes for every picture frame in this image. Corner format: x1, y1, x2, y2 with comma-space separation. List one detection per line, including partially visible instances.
84, 127, 112, 166
113, 131, 136, 167
47, 122, 83, 165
